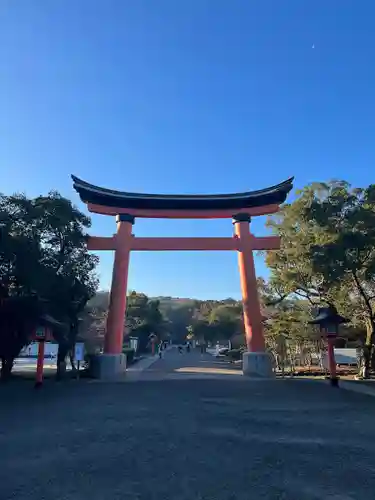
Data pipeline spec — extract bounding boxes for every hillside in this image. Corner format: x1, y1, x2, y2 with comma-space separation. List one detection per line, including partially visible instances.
86, 291, 244, 344
87, 291, 198, 311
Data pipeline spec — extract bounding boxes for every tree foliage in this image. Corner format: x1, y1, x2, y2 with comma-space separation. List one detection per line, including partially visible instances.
265, 184, 332, 305
0, 192, 98, 379
125, 291, 165, 351
304, 182, 375, 331
265, 180, 375, 376
299, 181, 375, 375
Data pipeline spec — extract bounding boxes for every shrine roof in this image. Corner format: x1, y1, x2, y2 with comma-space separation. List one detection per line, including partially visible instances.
72, 175, 294, 211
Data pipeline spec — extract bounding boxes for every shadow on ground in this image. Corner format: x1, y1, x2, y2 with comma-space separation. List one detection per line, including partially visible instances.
1, 373, 375, 500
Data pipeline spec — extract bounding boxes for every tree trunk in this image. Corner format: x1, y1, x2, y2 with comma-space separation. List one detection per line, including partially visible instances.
56, 344, 68, 380
352, 272, 375, 378
0, 356, 14, 381
287, 346, 295, 374
56, 320, 80, 380
69, 350, 77, 376
362, 321, 374, 378
274, 353, 280, 370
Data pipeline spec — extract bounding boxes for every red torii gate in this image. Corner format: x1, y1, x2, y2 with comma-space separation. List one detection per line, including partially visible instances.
72, 175, 293, 379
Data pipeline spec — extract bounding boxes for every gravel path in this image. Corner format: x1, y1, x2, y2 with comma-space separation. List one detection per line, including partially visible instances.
1, 349, 375, 499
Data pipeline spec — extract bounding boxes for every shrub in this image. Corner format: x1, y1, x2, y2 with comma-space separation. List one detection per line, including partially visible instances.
226, 348, 244, 362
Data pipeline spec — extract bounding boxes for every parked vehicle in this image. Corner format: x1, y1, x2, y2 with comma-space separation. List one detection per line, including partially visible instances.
215, 347, 229, 357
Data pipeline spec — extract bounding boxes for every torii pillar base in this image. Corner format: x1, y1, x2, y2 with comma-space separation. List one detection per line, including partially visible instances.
89, 354, 127, 380
242, 352, 274, 378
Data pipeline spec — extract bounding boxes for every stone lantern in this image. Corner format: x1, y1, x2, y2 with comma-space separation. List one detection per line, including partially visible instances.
309, 305, 348, 387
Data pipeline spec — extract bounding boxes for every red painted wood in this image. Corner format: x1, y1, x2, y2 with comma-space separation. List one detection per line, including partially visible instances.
104, 219, 133, 355
87, 235, 280, 252
87, 236, 116, 251
87, 203, 280, 219
234, 220, 266, 352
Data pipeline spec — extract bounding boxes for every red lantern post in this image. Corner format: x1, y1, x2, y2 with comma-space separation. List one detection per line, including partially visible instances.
34, 326, 52, 388
324, 324, 338, 387
149, 333, 157, 356
309, 306, 347, 388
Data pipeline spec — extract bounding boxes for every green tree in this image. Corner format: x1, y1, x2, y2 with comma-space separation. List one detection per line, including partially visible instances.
0, 194, 44, 296
0, 296, 47, 380
125, 291, 165, 352
157, 298, 198, 344
186, 299, 244, 346
264, 296, 319, 372
264, 180, 373, 373
265, 184, 334, 307
300, 181, 375, 376
0, 194, 47, 378
0, 192, 98, 378
30, 192, 98, 374
208, 303, 243, 342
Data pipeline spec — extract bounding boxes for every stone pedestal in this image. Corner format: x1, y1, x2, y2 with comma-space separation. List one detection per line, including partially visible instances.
89, 354, 127, 380
242, 352, 274, 378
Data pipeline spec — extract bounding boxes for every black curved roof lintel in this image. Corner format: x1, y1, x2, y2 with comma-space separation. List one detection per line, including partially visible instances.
71, 175, 294, 211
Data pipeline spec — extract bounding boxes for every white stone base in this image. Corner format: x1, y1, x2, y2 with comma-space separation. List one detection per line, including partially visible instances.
89, 354, 127, 380
242, 352, 274, 378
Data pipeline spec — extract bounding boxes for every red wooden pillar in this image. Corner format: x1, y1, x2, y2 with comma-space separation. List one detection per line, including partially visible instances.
105, 214, 135, 355
326, 335, 339, 387
233, 214, 265, 353
34, 325, 52, 388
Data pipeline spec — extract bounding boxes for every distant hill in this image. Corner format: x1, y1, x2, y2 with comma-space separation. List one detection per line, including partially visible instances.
86, 292, 201, 343
87, 291, 109, 310
87, 290, 242, 315
155, 296, 197, 311
88, 292, 199, 311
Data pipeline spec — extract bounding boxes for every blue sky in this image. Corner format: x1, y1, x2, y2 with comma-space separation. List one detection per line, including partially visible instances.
1, 1, 375, 299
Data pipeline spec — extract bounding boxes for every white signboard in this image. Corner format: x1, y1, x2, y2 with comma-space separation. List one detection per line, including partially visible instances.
75, 342, 85, 361
321, 348, 358, 369
129, 337, 138, 351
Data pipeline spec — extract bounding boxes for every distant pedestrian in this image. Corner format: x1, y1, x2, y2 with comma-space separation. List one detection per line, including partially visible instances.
158, 343, 163, 359
178, 345, 183, 354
